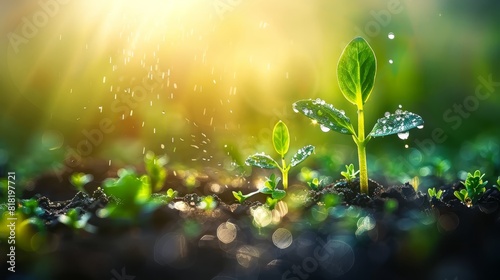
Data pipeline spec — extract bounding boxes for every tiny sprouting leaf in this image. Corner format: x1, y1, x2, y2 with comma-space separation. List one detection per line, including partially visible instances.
293, 99, 355, 135
290, 145, 315, 167
266, 197, 278, 209
260, 187, 273, 195
337, 37, 377, 106
273, 121, 290, 157
232, 191, 246, 203
271, 189, 286, 200
245, 153, 279, 169
369, 110, 424, 137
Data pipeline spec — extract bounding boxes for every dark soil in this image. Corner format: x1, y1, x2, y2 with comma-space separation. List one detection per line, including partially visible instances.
3, 171, 500, 280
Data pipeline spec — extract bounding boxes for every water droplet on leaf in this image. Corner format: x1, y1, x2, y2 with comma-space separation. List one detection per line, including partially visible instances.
320, 125, 330, 132
398, 131, 409, 140
388, 32, 395, 40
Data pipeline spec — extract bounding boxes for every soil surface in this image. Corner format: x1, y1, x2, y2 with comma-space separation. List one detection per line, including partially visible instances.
2, 171, 500, 280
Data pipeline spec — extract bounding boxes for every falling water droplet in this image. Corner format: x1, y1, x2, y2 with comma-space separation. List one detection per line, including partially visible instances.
405, 144, 409, 149
320, 125, 330, 132
417, 125, 424, 129
389, 59, 394, 64
398, 131, 409, 140
388, 32, 395, 40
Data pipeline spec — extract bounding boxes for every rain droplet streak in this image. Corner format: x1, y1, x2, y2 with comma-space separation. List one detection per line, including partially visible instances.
398, 131, 409, 140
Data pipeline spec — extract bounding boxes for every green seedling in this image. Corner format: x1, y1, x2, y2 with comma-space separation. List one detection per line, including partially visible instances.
307, 176, 332, 191
232, 174, 286, 206
454, 170, 488, 206
341, 164, 360, 183
427, 187, 443, 200
144, 151, 168, 192
100, 168, 158, 219
494, 176, 500, 191
19, 198, 44, 218
165, 188, 178, 202
293, 37, 423, 194
245, 120, 315, 190
197, 195, 217, 211
58, 208, 96, 233
69, 172, 93, 194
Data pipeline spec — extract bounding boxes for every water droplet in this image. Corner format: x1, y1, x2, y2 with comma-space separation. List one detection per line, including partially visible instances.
398, 104, 402, 109
388, 32, 395, 40
384, 112, 390, 117
317, 110, 323, 116
389, 59, 394, 64
292, 104, 299, 113
398, 131, 409, 140
320, 125, 330, 132
417, 125, 424, 129
405, 144, 409, 148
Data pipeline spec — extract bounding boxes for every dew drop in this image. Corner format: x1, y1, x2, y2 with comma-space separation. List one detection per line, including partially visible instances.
388, 32, 395, 40
398, 131, 409, 140
384, 112, 390, 117
389, 59, 394, 64
292, 104, 299, 113
317, 110, 323, 116
320, 125, 330, 132
417, 125, 424, 129
405, 144, 409, 149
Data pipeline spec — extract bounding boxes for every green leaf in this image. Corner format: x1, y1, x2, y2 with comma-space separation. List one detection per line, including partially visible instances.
273, 121, 290, 157
232, 191, 246, 203
290, 145, 315, 167
369, 110, 424, 137
245, 153, 279, 169
272, 189, 286, 200
337, 37, 377, 106
260, 187, 273, 195
293, 99, 355, 135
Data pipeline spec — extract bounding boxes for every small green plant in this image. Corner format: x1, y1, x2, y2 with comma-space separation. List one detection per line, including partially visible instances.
18, 198, 44, 218
69, 172, 93, 194
307, 177, 332, 191
454, 170, 488, 206
165, 188, 178, 202
100, 168, 158, 219
144, 151, 168, 192
58, 208, 96, 233
197, 195, 217, 211
245, 120, 314, 190
293, 37, 423, 194
494, 176, 500, 191
341, 164, 360, 183
427, 187, 443, 200
232, 174, 286, 207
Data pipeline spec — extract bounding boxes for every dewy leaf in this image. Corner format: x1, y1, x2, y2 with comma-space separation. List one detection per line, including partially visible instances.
369, 110, 424, 137
337, 37, 377, 106
290, 145, 315, 167
293, 99, 355, 135
273, 121, 290, 157
272, 189, 286, 200
245, 153, 279, 169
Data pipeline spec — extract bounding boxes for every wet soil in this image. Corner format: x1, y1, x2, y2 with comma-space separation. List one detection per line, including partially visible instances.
3, 172, 500, 280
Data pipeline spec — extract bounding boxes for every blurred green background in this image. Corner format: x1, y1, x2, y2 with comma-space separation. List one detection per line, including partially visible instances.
1, 0, 499, 187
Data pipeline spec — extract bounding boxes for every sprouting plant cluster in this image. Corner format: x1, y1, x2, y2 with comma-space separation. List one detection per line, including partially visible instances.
454, 170, 488, 206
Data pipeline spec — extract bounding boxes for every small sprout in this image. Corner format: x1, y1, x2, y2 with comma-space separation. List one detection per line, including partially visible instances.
245, 120, 315, 190
495, 176, 500, 191
58, 208, 96, 233
265, 197, 279, 210
340, 164, 360, 183
427, 187, 443, 200
293, 37, 423, 194
144, 151, 168, 192
198, 196, 217, 211
454, 170, 488, 206
232, 174, 287, 206
165, 188, 178, 203
70, 172, 93, 194
307, 176, 332, 191
19, 198, 44, 218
